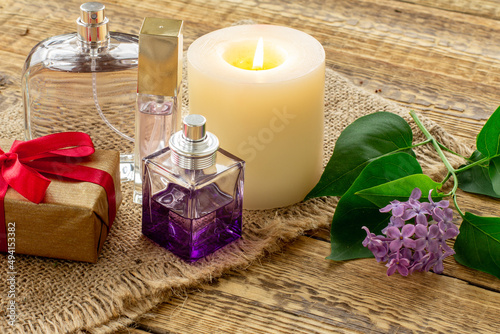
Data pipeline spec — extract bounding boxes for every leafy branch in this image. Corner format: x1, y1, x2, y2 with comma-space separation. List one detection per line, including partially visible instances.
306, 107, 500, 279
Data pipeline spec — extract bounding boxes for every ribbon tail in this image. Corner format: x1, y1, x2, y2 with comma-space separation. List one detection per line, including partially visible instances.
26, 161, 117, 229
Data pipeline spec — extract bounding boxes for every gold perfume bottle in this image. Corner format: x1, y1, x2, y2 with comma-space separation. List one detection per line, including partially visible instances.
133, 17, 183, 204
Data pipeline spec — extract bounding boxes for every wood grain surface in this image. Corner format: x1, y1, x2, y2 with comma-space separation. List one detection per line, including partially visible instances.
0, 0, 499, 333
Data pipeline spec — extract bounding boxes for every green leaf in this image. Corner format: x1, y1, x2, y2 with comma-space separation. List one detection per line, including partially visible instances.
328, 152, 422, 261
457, 150, 500, 199
477, 105, 500, 158
356, 174, 443, 208
305, 112, 414, 200
454, 212, 500, 279
489, 157, 500, 195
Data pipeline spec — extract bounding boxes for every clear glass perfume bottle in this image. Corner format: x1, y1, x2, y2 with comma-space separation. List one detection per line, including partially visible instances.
22, 2, 138, 181
133, 18, 183, 204
142, 114, 245, 262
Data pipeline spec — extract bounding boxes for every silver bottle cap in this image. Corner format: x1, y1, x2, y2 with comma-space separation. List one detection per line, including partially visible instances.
77, 2, 109, 45
169, 115, 219, 170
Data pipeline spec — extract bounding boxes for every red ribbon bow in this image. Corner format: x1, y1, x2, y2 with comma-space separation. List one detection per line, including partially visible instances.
0, 132, 117, 252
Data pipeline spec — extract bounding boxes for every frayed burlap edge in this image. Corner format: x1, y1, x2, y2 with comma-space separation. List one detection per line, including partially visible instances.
76, 193, 337, 334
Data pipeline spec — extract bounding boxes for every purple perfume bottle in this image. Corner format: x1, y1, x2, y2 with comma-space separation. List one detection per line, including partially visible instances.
142, 114, 245, 262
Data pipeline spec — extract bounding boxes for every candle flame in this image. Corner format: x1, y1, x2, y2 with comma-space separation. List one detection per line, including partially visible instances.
252, 37, 264, 70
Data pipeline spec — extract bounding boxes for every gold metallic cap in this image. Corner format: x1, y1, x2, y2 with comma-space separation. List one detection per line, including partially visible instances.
138, 18, 183, 96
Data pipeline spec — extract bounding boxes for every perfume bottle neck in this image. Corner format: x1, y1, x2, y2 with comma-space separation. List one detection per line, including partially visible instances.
77, 37, 110, 54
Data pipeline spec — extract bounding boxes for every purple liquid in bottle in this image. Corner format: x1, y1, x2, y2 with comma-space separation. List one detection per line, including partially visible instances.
142, 182, 243, 262
142, 114, 244, 262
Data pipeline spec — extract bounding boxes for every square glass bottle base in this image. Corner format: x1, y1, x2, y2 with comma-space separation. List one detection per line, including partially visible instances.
142, 184, 242, 262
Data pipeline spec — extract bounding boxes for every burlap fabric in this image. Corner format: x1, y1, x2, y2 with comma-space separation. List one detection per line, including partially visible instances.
0, 67, 471, 333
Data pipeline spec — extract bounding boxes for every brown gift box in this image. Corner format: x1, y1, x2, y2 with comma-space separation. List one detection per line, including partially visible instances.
2, 140, 122, 263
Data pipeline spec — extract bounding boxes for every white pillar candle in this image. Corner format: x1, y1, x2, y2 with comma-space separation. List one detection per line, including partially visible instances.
187, 24, 325, 210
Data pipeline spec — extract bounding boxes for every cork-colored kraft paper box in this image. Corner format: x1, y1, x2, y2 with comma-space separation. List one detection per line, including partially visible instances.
2, 141, 122, 263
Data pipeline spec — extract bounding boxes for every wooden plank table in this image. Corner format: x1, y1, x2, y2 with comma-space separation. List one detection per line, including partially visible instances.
0, 0, 499, 333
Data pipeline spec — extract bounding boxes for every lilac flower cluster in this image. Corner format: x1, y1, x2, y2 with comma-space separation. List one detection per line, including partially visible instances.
362, 188, 459, 276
